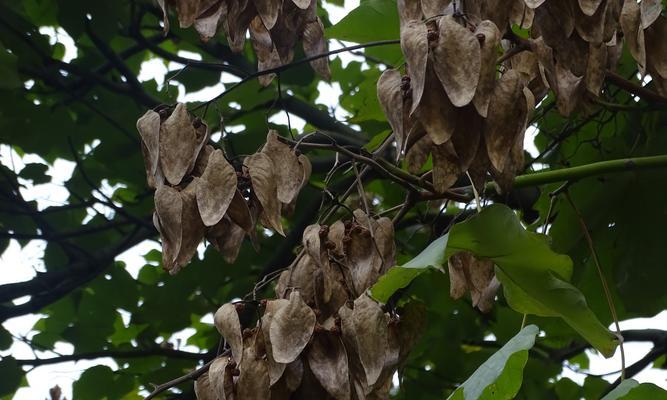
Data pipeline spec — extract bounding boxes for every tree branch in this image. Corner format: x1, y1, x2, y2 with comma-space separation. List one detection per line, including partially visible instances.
14, 347, 211, 367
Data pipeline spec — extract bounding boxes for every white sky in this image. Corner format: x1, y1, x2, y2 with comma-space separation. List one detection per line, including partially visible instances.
1, 1, 665, 398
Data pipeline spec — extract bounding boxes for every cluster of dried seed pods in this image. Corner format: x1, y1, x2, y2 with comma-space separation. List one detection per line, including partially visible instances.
137, 106, 310, 274
156, 0, 330, 84
448, 251, 500, 313
194, 210, 426, 400
379, 0, 665, 194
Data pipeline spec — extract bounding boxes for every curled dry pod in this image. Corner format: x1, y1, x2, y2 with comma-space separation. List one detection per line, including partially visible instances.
253, 0, 281, 30
173, 181, 206, 273
377, 69, 407, 154
483, 69, 527, 173
346, 221, 381, 296
227, 189, 254, 232
640, 0, 662, 29
346, 295, 388, 387
207, 217, 246, 264
261, 299, 290, 385
523, 0, 546, 8
447, 252, 495, 307
291, 0, 312, 9
554, 63, 583, 116
214, 303, 244, 364
510, 0, 534, 29
421, 0, 452, 19
275, 254, 318, 302
303, 224, 325, 267
136, 110, 161, 188
208, 356, 231, 400
432, 141, 461, 193
472, 20, 501, 118
237, 331, 270, 400
620, 0, 646, 72
405, 130, 433, 174
250, 16, 282, 87
261, 131, 307, 205
477, 276, 501, 313
194, 372, 216, 400
196, 149, 238, 227
159, 103, 197, 186
400, 20, 428, 115
326, 220, 346, 257
154, 185, 183, 270
645, 16, 667, 80
416, 63, 458, 145
244, 152, 284, 235
270, 290, 316, 363
193, 1, 228, 41
398, 0, 423, 24
578, 0, 604, 16
585, 42, 608, 95
302, 17, 331, 80
432, 15, 481, 107
573, 0, 608, 44
306, 332, 351, 400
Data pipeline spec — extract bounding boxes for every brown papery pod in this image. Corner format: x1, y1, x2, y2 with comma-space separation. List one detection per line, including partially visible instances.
154, 185, 183, 270
472, 20, 501, 118
222, 0, 256, 53
227, 189, 254, 232
483, 69, 526, 173
640, 0, 663, 29
620, 0, 647, 73
479, 0, 513, 35
159, 103, 198, 186
524, 0, 546, 8
249, 16, 282, 87
377, 69, 407, 154
405, 130, 433, 174
306, 332, 351, 400
477, 276, 501, 313
193, 1, 228, 41
326, 220, 345, 257
207, 217, 246, 264
398, 0, 423, 24
270, 290, 316, 363
173, 181, 206, 273
253, 0, 281, 30
572, 0, 608, 44
236, 331, 270, 400
554, 63, 584, 116
351, 295, 388, 388
346, 222, 381, 296
510, 0, 534, 29
208, 356, 231, 400
302, 224, 325, 267
447, 252, 495, 306
578, 0, 605, 16
645, 16, 667, 80
291, 0, 312, 9
196, 149, 238, 227
136, 110, 161, 188
261, 299, 289, 385
421, 0, 452, 19
173, 0, 200, 28
244, 152, 284, 235
585, 42, 608, 95
432, 16, 481, 107
416, 63, 458, 145
214, 303, 244, 365
194, 372, 216, 400
303, 17, 331, 80
275, 254, 318, 302
400, 20, 428, 115
261, 131, 306, 205
432, 141, 461, 193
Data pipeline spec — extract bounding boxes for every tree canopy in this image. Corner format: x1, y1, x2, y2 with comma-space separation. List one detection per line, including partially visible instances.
1, 0, 667, 399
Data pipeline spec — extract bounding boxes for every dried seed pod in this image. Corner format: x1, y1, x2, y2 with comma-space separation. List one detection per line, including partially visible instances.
136, 110, 161, 188
237, 331, 270, 400
620, 0, 647, 73
244, 152, 284, 235
472, 20, 501, 118
249, 16, 283, 87
159, 103, 198, 186
270, 290, 316, 363
215, 303, 244, 364
261, 299, 290, 385
400, 20, 428, 115
415, 63, 458, 145
207, 217, 246, 264
208, 356, 232, 400
196, 149, 238, 227
261, 131, 308, 205
154, 185, 183, 269
194, 372, 216, 400
253, 0, 281, 30
432, 15, 481, 107
302, 17, 331, 80
377, 69, 408, 154
306, 332, 351, 400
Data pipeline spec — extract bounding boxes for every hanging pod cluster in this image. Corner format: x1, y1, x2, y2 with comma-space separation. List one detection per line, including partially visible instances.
194, 210, 426, 400
137, 106, 310, 274
156, 0, 330, 84
379, 0, 665, 194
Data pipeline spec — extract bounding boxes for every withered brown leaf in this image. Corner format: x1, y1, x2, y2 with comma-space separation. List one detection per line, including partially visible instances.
472, 20, 501, 118
154, 185, 183, 269
620, 0, 647, 72
270, 290, 316, 363
194, 372, 216, 400
640, 0, 663, 29
237, 332, 271, 400
377, 69, 407, 153
253, 0, 281, 30
303, 17, 331, 80
136, 110, 161, 188
350, 295, 388, 387
207, 217, 246, 264
250, 16, 282, 87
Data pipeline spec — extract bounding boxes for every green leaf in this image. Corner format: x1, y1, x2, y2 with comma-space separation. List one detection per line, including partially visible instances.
18, 163, 50, 184
326, 0, 399, 42
0, 357, 23, 396
371, 234, 449, 303
371, 204, 617, 357
602, 379, 667, 399
447, 325, 539, 400
0, 42, 21, 90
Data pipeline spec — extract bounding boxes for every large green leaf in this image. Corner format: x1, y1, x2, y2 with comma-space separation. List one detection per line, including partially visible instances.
326, 0, 399, 42
371, 204, 617, 357
0, 357, 22, 396
601, 379, 667, 399
448, 325, 539, 400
